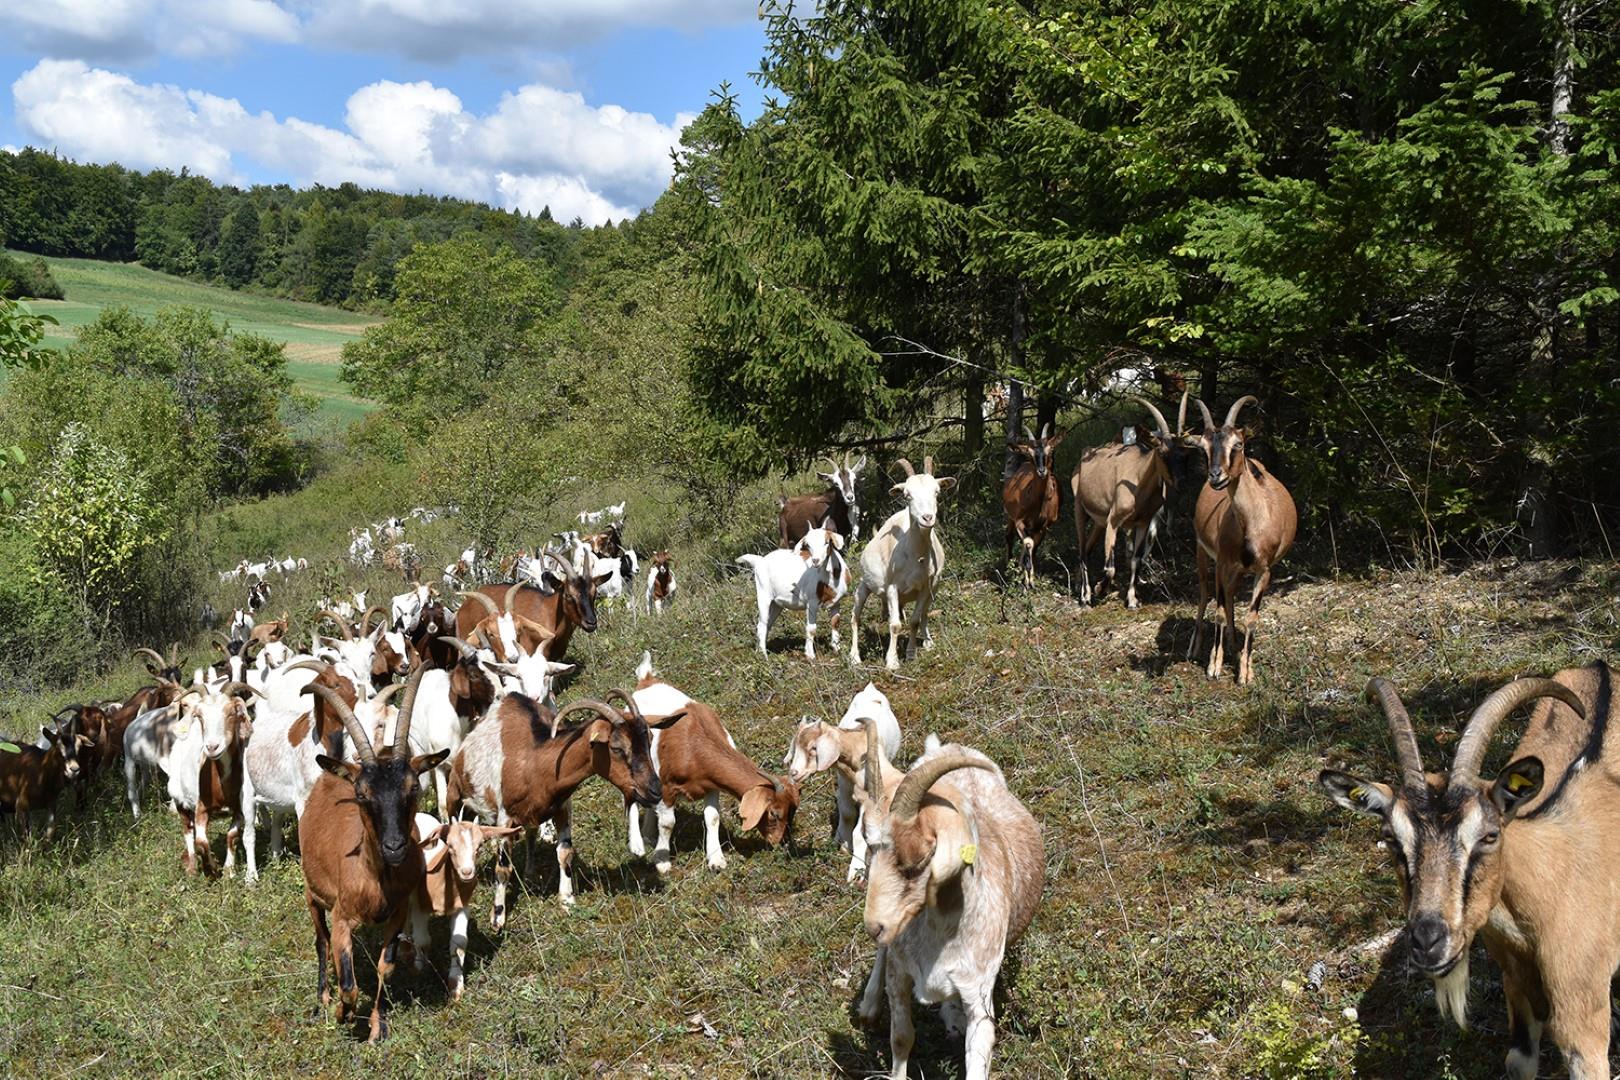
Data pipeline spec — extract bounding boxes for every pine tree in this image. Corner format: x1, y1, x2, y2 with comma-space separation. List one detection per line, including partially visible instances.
217, 202, 262, 288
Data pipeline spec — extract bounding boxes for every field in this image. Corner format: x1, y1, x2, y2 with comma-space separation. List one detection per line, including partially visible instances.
2, 461, 1616, 1079
11, 254, 376, 423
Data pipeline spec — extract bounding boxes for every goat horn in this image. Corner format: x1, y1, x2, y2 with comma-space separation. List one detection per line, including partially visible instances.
843, 449, 853, 470
360, 605, 390, 634
860, 718, 883, 806
223, 681, 264, 700
284, 659, 332, 676
302, 681, 375, 765
458, 590, 501, 617
600, 688, 643, 723
1450, 678, 1587, 788
1132, 396, 1172, 443
437, 635, 480, 659
1021, 425, 1034, 441
1194, 398, 1217, 434
504, 581, 526, 611
894, 458, 916, 478
393, 666, 430, 757
315, 610, 354, 641
133, 647, 167, 671
540, 550, 573, 577
168, 642, 181, 666
923, 455, 934, 475
1176, 388, 1189, 435
548, 699, 620, 738
1365, 678, 1427, 792
889, 753, 992, 825
1224, 395, 1259, 429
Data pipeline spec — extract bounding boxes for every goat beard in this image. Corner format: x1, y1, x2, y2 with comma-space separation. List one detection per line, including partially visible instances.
1432, 954, 1470, 1030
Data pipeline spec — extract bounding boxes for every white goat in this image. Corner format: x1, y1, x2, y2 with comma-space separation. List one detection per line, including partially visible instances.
123, 701, 183, 818
735, 519, 850, 659
784, 682, 903, 881
856, 736, 1045, 1080
849, 457, 955, 671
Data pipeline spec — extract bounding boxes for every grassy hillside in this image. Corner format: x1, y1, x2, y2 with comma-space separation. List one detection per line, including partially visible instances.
10, 254, 376, 423
2, 459, 1615, 1078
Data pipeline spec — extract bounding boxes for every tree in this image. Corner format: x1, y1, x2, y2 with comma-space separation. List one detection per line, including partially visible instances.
340, 235, 560, 411
217, 202, 262, 288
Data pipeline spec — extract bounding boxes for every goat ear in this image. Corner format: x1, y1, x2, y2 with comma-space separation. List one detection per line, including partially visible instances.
648, 708, 688, 730
410, 749, 450, 773
593, 571, 614, 587
739, 785, 771, 831
889, 482, 906, 496
76, 734, 95, 749
813, 732, 841, 771
316, 754, 362, 783
928, 814, 975, 882
935, 476, 957, 492
1318, 770, 1394, 817
816, 471, 835, 482
828, 531, 845, 550
482, 824, 523, 842
589, 718, 612, 744
1490, 757, 1544, 820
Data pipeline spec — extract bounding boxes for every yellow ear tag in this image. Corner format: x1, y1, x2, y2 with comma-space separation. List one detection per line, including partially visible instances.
959, 843, 977, 867
1349, 786, 1365, 801
1507, 772, 1534, 793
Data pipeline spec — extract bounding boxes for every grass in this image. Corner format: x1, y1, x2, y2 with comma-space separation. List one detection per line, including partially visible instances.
8, 254, 377, 423
1, 462, 1617, 1078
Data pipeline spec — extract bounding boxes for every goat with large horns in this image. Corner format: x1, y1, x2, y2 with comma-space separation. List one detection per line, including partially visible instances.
1320, 666, 1616, 1080
1188, 396, 1296, 684
297, 666, 448, 1043
854, 728, 1045, 1080
1071, 391, 1198, 608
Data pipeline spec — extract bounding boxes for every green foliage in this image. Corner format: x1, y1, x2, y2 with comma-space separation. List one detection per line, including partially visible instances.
1241, 998, 1361, 1080
340, 235, 559, 410
0, 252, 64, 300
0, 295, 54, 372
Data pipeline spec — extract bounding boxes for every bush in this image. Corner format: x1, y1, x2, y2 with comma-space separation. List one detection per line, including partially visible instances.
0, 253, 63, 301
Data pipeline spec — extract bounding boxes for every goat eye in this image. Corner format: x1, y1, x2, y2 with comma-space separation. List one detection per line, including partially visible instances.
1481, 831, 1500, 846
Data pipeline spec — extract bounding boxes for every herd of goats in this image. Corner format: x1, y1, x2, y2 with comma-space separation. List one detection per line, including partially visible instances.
1, 391, 1615, 1080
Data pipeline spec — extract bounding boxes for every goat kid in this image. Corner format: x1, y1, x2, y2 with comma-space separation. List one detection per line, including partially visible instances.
736, 519, 849, 659
405, 813, 520, 1000
784, 682, 904, 882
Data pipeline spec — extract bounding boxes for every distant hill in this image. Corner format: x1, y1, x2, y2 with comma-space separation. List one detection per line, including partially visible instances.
13, 254, 376, 423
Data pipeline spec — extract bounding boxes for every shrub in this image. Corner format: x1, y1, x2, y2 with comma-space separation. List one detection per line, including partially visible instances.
0, 253, 63, 301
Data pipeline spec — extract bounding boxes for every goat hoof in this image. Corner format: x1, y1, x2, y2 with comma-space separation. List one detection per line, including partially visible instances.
708, 856, 728, 871
450, 981, 464, 1002
655, 860, 673, 875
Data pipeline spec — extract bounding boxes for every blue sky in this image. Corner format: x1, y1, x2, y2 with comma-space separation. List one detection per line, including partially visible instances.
0, 2, 770, 224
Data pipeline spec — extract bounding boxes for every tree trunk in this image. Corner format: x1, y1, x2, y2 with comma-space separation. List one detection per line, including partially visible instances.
1198, 358, 1218, 421
1549, 0, 1576, 155
964, 368, 984, 456
1003, 287, 1027, 480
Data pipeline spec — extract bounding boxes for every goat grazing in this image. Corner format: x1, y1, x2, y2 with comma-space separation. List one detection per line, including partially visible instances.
645, 550, 677, 614
784, 682, 903, 882
405, 813, 520, 1000
736, 519, 850, 660
1320, 668, 1614, 1080
1071, 392, 1195, 608
1002, 424, 1064, 589
298, 668, 446, 1043
849, 458, 956, 671
780, 451, 866, 545
624, 655, 799, 872
1188, 397, 1297, 685
855, 735, 1045, 1080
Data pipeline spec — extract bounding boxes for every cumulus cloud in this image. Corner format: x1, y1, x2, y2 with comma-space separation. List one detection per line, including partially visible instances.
11, 59, 690, 224
5, 0, 755, 64
9, 0, 297, 62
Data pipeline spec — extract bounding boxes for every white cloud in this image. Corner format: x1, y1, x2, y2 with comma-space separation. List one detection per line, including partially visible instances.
11, 59, 688, 225
5, 0, 754, 63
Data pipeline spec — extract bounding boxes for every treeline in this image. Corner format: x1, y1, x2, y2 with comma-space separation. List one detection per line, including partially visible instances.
0, 148, 590, 307
675, 0, 1620, 558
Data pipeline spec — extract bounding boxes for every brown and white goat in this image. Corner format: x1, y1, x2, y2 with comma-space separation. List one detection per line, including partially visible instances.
447, 691, 673, 923
644, 551, 677, 614
1188, 396, 1297, 685
454, 555, 609, 663
405, 812, 521, 1001
621, 657, 799, 872
1321, 667, 1618, 1080
133, 643, 186, 689
1002, 424, 1064, 589
854, 734, 1046, 1080
1, 723, 92, 837
165, 681, 260, 877
298, 667, 447, 1043
1071, 392, 1195, 608
780, 451, 867, 546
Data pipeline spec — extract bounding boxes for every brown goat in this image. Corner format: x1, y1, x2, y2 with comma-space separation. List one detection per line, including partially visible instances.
0, 724, 92, 837
1189, 396, 1297, 685
406, 813, 521, 1001
1002, 424, 1064, 589
1321, 667, 1616, 1080
453, 556, 608, 663
298, 667, 447, 1043
1070, 392, 1195, 608
780, 451, 866, 546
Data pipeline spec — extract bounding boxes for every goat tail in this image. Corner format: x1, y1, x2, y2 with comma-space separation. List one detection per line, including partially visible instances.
735, 554, 764, 569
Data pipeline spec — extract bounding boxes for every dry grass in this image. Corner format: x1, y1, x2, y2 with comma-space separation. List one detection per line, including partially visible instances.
1, 480, 1616, 1077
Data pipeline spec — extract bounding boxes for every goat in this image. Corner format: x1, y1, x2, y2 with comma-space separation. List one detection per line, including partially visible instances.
227, 608, 253, 645
405, 813, 520, 1000
298, 668, 445, 1043
389, 583, 435, 631
447, 692, 673, 922
1071, 392, 1196, 608
134, 644, 186, 688
645, 550, 677, 614
1319, 669, 1615, 1080
248, 611, 289, 652
453, 555, 609, 663
780, 451, 866, 545
348, 527, 375, 566
248, 579, 272, 613
623, 654, 799, 872
849, 457, 956, 671
854, 733, 1045, 1080
124, 699, 188, 819
163, 681, 260, 877
736, 519, 850, 659
1001, 424, 1064, 589
1, 722, 91, 837
1188, 397, 1297, 685
783, 682, 903, 881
